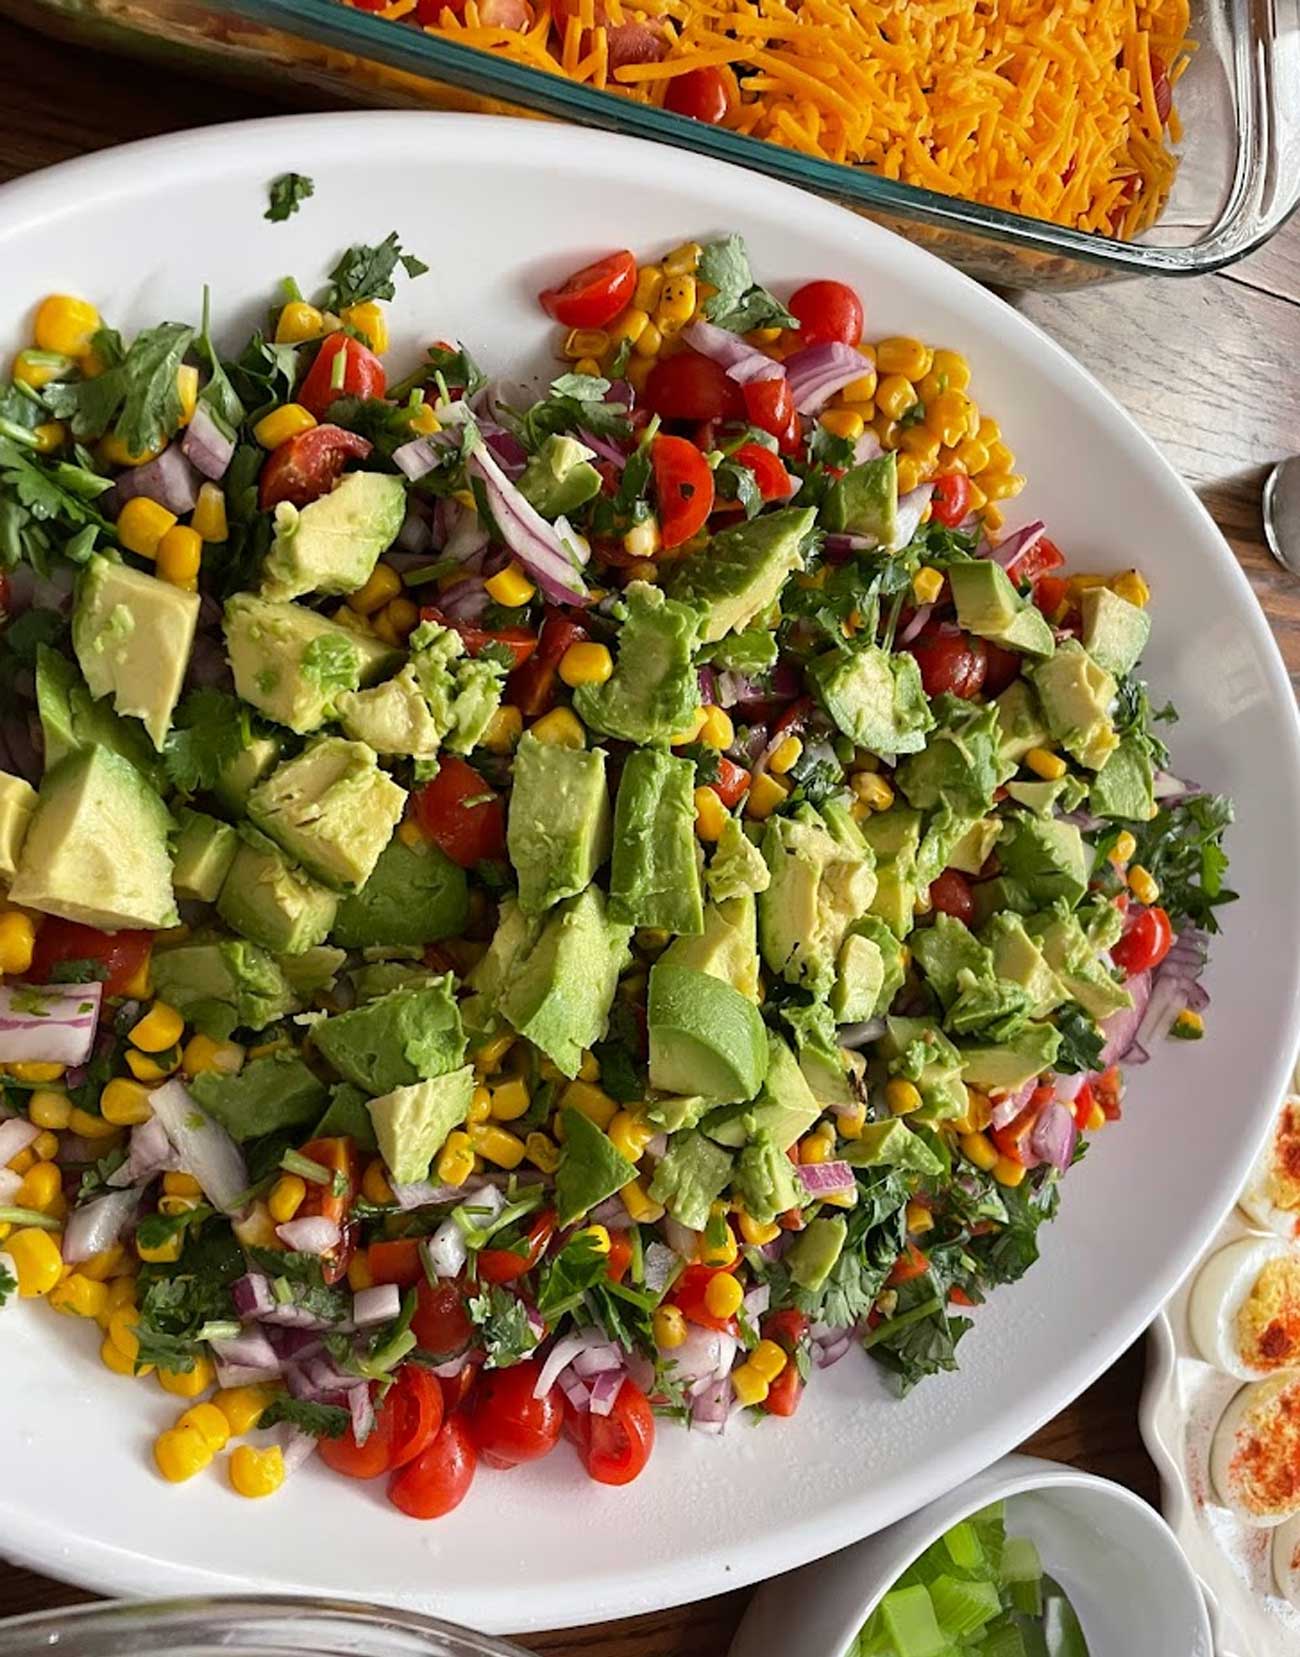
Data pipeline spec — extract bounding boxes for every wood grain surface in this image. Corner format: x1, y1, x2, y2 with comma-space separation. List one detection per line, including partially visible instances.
0, 13, 1295, 1650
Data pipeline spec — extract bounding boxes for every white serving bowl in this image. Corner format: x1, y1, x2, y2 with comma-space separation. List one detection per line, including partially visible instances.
728, 1453, 1213, 1657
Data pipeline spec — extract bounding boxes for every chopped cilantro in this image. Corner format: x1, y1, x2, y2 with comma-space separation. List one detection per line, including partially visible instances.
1096, 793, 1236, 935
0, 1263, 15, 1308
259, 1395, 350, 1437
467, 1284, 538, 1368
265, 173, 314, 223
163, 689, 255, 795
1052, 1001, 1105, 1075
45, 321, 196, 457
536, 1231, 609, 1322
509, 372, 632, 452
324, 232, 428, 311
697, 235, 798, 334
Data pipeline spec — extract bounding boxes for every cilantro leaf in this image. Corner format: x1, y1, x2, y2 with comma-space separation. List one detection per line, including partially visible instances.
46, 322, 196, 457
163, 689, 255, 795
697, 235, 798, 334
265, 173, 314, 223
324, 232, 428, 310
1052, 1001, 1105, 1075
536, 1231, 609, 1322
1103, 793, 1237, 935
467, 1284, 538, 1368
135, 1204, 213, 1253
76, 1144, 128, 1202
591, 1000, 645, 1105
0, 434, 114, 575
247, 1246, 350, 1324
390, 341, 486, 404
227, 332, 303, 425
965, 1167, 1060, 1287
715, 456, 765, 520
0, 1263, 15, 1307
585, 1278, 657, 1355
509, 373, 632, 452
135, 1224, 244, 1372
258, 1396, 350, 1438
195, 287, 245, 434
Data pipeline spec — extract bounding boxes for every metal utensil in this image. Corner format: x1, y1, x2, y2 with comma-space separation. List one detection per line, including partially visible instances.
1263, 455, 1300, 574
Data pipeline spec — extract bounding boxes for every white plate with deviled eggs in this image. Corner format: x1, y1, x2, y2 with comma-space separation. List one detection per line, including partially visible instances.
1141, 1083, 1300, 1657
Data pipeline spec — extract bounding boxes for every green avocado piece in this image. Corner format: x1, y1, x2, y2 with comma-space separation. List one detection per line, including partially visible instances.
665, 506, 814, 643
787, 1216, 847, 1292
910, 913, 993, 1006
946, 816, 1002, 875
555, 1106, 637, 1226
983, 913, 1066, 1017
847, 915, 906, 1019
216, 827, 339, 954
407, 619, 506, 757
703, 1030, 821, 1151
72, 554, 200, 748
946, 973, 1036, 1042
643, 1095, 713, 1133
860, 804, 922, 939
212, 733, 282, 816
895, 699, 1000, 817
782, 997, 863, 1108
1081, 584, 1151, 677
948, 560, 1055, 658
9, 746, 177, 931
312, 1081, 377, 1151
842, 1118, 943, 1175
958, 1021, 1061, 1091
732, 1128, 805, 1226
994, 680, 1051, 768
314, 978, 466, 1095
151, 937, 296, 1039
1004, 779, 1067, 816
277, 945, 346, 1003
879, 1016, 969, 1125
261, 472, 406, 603
36, 644, 165, 789
573, 582, 702, 745
821, 453, 898, 545
999, 813, 1089, 907
349, 962, 438, 1003
172, 808, 239, 904
330, 833, 468, 949
1089, 736, 1156, 822
464, 896, 542, 1019
705, 815, 770, 903
337, 665, 440, 761
190, 1054, 327, 1143
1028, 910, 1134, 1021
647, 961, 768, 1104
758, 805, 877, 993
1031, 640, 1119, 771
660, 895, 760, 1001
808, 644, 934, 758
915, 802, 987, 891
609, 748, 703, 934
248, 736, 406, 893
0, 771, 36, 882
517, 434, 602, 518
831, 929, 884, 1022
368, 1066, 475, 1186
647, 1130, 734, 1231
509, 732, 611, 917
224, 594, 400, 736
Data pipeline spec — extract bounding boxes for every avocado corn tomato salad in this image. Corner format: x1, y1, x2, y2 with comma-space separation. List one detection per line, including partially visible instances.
0, 226, 1234, 1519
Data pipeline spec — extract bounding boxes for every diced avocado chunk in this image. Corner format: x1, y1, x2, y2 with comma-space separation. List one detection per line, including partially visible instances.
911, 913, 993, 1006
151, 938, 295, 1038
787, 1216, 847, 1293
330, 833, 468, 949
994, 679, 1051, 767
831, 929, 885, 1022
407, 620, 506, 756
841, 1117, 943, 1175
349, 962, 437, 1003
948, 559, 1055, 658
665, 506, 813, 642
970, 874, 1034, 929
896, 700, 1000, 817
946, 816, 1002, 875
758, 805, 877, 994
498, 886, 630, 1078
36, 644, 163, 788
782, 997, 864, 1108
821, 453, 897, 546
1031, 640, 1118, 771
1029, 909, 1134, 1021
216, 827, 338, 954
648, 1130, 734, 1231
1004, 779, 1067, 816
704, 1030, 820, 1151
1089, 736, 1155, 822
463, 895, 543, 1028
809, 643, 934, 758
248, 736, 406, 892
190, 1054, 327, 1142
313, 978, 466, 1095
572, 582, 701, 745
946, 975, 1036, 1042
212, 733, 281, 815
276, 944, 346, 999
732, 1129, 806, 1225
1081, 584, 1151, 676
660, 895, 760, 1001
10, 746, 176, 930
983, 913, 1066, 1017
261, 472, 406, 602
72, 554, 199, 748
705, 815, 770, 903
555, 1106, 637, 1226
224, 594, 400, 735
313, 1081, 377, 1151
879, 1016, 969, 1125
172, 808, 238, 903
839, 915, 906, 1021
517, 434, 601, 518
508, 732, 611, 916
958, 1022, 1061, 1090
998, 813, 1089, 907
647, 961, 768, 1104
0, 771, 37, 883
860, 805, 922, 939
337, 665, 440, 761
609, 747, 702, 934
368, 1066, 475, 1186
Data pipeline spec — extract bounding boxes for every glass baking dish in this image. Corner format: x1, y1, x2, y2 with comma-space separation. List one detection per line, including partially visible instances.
10, 0, 1300, 289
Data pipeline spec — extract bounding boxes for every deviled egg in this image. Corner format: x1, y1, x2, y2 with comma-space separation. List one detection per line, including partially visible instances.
1240, 1097, 1300, 1238
1189, 1236, 1300, 1380
1211, 1372, 1300, 1527
1273, 1511, 1300, 1610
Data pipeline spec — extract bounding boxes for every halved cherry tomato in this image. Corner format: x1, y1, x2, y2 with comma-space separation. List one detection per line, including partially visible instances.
476, 1209, 556, 1286
787, 280, 863, 348
506, 608, 587, 718
761, 1308, 809, 1353
670, 1261, 739, 1332
296, 1136, 359, 1285
1033, 574, 1069, 619
419, 604, 538, 669
1111, 905, 1174, 976
887, 1242, 930, 1286
732, 441, 792, 502
652, 434, 715, 549
664, 64, 730, 124
710, 755, 751, 809
438, 1362, 478, 1414
388, 1415, 477, 1519
906, 626, 987, 699
298, 333, 387, 419
414, 756, 507, 868
412, 1278, 474, 1363
741, 377, 799, 454
1151, 51, 1173, 125
470, 1358, 564, 1468
605, 1230, 633, 1285
1017, 535, 1066, 587
565, 1377, 655, 1485
1094, 1064, 1124, 1122
318, 1401, 395, 1480
1071, 1079, 1096, 1128
992, 1083, 1053, 1166
762, 1363, 804, 1416
981, 639, 1021, 699
930, 471, 971, 528
386, 1364, 446, 1470
643, 351, 745, 423
539, 250, 637, 330
949, 1286, 977, 1308
26, 920, 151, 998
368, 1238, 425, 1289
928, 868, 974, 924
257, 424, 372, 510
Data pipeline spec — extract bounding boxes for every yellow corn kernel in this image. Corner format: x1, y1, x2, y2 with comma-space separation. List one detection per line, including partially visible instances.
107, 1306, 141, 1360
766, 735, 802, 777
980, 471, 1026, 503
875, 374, 918, 422
214, 1384, 273, 1437
29, 421, 65, 456
561, 1080, 618, 1130
749, 1338, 788, 1383
983, 504, 1005, 533
31, 1131, 60, 1164
395, 817, 423, 851
621, 1177, 665, 1223
154, 1424, 213, 1483
158, 1194, 199, 1221
885, 1078, 923, 1116
253, 403, 316, 450
840, 379, 877, 410
899, 424, 943, 466
347, 562, 402, 616
159, 1354, 215, 1398
746, 772, 788, 821
798, 1129, 830, 1166
485, 1078, 527, 1123
16, 1162, 62, 1213
229, 1443, 285, 1499
355, 1159, 392, 1207
983, 437, 1013, 471
952, 438, 990, 476
577, 1225, 611, 1257
99, 431, 165, 467
621, 512, 663, 561
656, 275, 697, 335
182, 1034, 245, 1077
562, 328, 610, 361
607, 306, 650, 348
125, 1048, 178, 1083
48, 1271, 109, 1320
966, 481, 988, 514
34, 294, 100, 358
137, 1230, 183, 1265
472, 1033, 514, 1075
231, 1202, 278, 1251
274, 300, 325, 345
267, 1175, 306, 1225
340, 300, 388, 353
6, 1149, 34, 1177
699, 706, 735, 750
905, 1200, 935, 1235
730, 1362, 769, 1407
703, 1271, 744, 1320
670, 706, 708, 746
912, 566, 944, 606
558, 642, 613, 688
1112, 569, 1150, 608
653, 1304, 687, 1350
608, 1110, 653, 1164
67, 1106, 121, 1141
1024, 748, 1067, 782
131, 1000, 185, 1054
960, 1131, 999, 1172
179, 1401, 231, 1452
817, 406, 864, 443
383, 596, 420, 640
956, 1087, 992, 1136
469, 1122, 526, 1170
895, 455, 927, 495
28, 1091, 72, 1131
100, 1335, 150, 1377
630, 264, 663, 313
435, 1129, 476, 1186
479, 704, 522, 755
569, 356, 599, 376
876, 337, 932, 381
1172, 1008, 1205, 1040
98, 1076, 153, 1128
576, 1050, 601, 1083
992, 1155, 1027, 1189
924, 389, 974, 449
633, 322, 663, 360
1128, 864, 1160, 905
13, 348, 73, 389
837, 1104, 867, 1140
1109, 830, 1137, 865
693, 784, 727, 842
524, 1132, 560, 1175
103, 1275, 136, 1312
158, 1172, 201, 1202
530, 707, 585, 749
116, 496, 177, 560
663, 241, 701, 276
737, 1210, 781, 1247
170, 365, 199, 432
8, 1227, 62, 1298
0, 911, 36, 975
408, 402, 441, 437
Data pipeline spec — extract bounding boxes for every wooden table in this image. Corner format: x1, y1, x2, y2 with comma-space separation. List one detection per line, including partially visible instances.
1, 13, 1297, 1651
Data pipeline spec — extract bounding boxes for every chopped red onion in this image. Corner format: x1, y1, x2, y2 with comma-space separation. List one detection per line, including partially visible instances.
107, 1116, 178, 1186
0, 1168, 21, 1204
715, 670, 763, 709
436, 575, 490, 624
588, 1368, 625, 1417
148, 1078, 248, 1215
642, 1240, 679, 1294
561, 1375, 591, 1412
816, 1333, 853, 1368
796, 1159, 856, 1195
393, 433, 455, 481
352, 1283, 401, 1326
838, 1017, 886, 1050
390, 1179, 469, 1211
587, 1193, 635, 1229
441, 501, 491, 566
259, 1302, 334, 1331
742, 1284, 770, 1320
484, 427, 528, 478
891, 483, 937, 551
691, 1375, 732, 1433
113, 443, 202, 515
1052, 1070, 1087, 1104
572, 1343, 622, 1378
662, 1217, 699, 1260
467, 443, 588, 607
0, 981, 102, 1067
990, 1077, 1037, 1131
576, 428, 627, 470
697, 665, 718, 707
396, 503, 433, 555
853, 429, 884, 464
276, 1427, 318, 1477
267, 1327, 326, 1364
535, 1333, 590, 1398
644, 1131, 668, 1160
180, 405, 235, 481
986, 520, 1046, 575
682, 321, 786, 386
62, 1188, 139, 1264
783, 341, 869, 414
673, 1324, 738, 1384
348, 1384, 376, 1447
232, 1273, 275, 1320
422, 1218, 469, 1279
430, 1353, 471, 1379
276, 1215, 341, 1255
0, 1118, 39, 1166
897, 604, 933, 646
1030, 1101, 1078, 1172
209, 1326, 281, 1374
215, 1361, 282, 1390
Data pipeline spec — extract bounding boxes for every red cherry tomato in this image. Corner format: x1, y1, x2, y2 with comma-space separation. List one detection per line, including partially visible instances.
887, 1242, 930, 1286
388, 1415, 477, 1519
929, 471, 970, 528
762, 1363, 804, 1416
664, 65, 730, 123
606, 18, 668, 70
709, 756, 751, 809
412, 1279, 474, 1363
470, 1359, 564, 1468
386, 1364, 446, 1469
414, 756, 507, 868
566, 1378, 655, 1485
992, 1085, 1053, 1166
367, 1238, 424, 1289
318, 1406, 395, 1480
438, 1362, 478, 1414
929, 868, 974, 924
257, 424, 373, 510
1017, 535, 1067, 586
539, 251, 637, 330
761, 1308, 809, 1354
669, 1261, 739, 1332
1033, 573, 1069, 619
741, 377, 799, 453
605, 1230, 633, 1285
476, 1209, 556, 1286
298, 334, 387, 419
652, 434, 715, 549
419, 604, 538, 669
295, 1136, 359, 1284
981, 639, 1021, 698
1071, 1079, 1096, 1128
787, 280, 863, 348
906, 627, 988, 699
1094, 1064, 1124, 1122
732, 442, 792, 502
26, 920, 151, 998
1111, 905, 1174, 976
506, 608, 587, 718
1150, 51, 1173, 125
643, 351, 745, 423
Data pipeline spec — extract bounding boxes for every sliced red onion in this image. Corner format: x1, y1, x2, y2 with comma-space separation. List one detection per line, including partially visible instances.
215, 1361, 282, 1390
422, 1218, 468, 1279
697, 665, 718, 707
673, 1324, 738, 1384
783, 341, 870, 414
587, 1193, 635, 1229
715, 670, 764, 709
0, 981, 102, 1067
1134, 962, 1196, 1051
112, 442, 202, 516
348, 1384, 376, 1446
742, 1284, 770, 1320
1030, 1101, 1078, 1172
276, 1426, 318, 1477
276, 1215, 341, 1254
180, 404, 235, 481
642, 1240, 679, 1295
1095, 970, 1149, 1072
535, 1333, 591, 1398
853, 429, 884, 464
484, 427, 528, 478
758, 1234, 789, 1263
797, 1159, 856, 1195
266, 1326, 326, 1364
572, 1343, 622, 1378
838, 1017, 886, 1050
467, 443, 588, 607
396, 503, 433, 555
232, 1273, 275, 1319
986, 520, 1046, 575
430, 1353, 472, 1379
108, 1116, 181, 1188
436, 575, 490, 624
561, 1375, 591, 1412
352, 1283, 401, 1326
62, 1188, 139, 1264
644, 1131, 668, 1160
0, 1118, 39, 1166
816, 1333, 853, 1368
390, 1179, 468, 1211
577, 428, 627, 470
691, 1375, 732, 1433
1052, 1070, 1087, 1104
891, 483, 936, 551
990, 1077, 1037, 1130
148, 1078, 248, 1216
210, 1326, 281, 1374
662, 1217, 699, 1260
393, 433, 455, 481
0, 1168, 21, 1204
524, 1303, 546, 1343
588, 1368, 626, 1417
259, 1302, 334, 1331
682, 321, 785, 385
441, 501, 491, 566
897, 604, 933, 646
